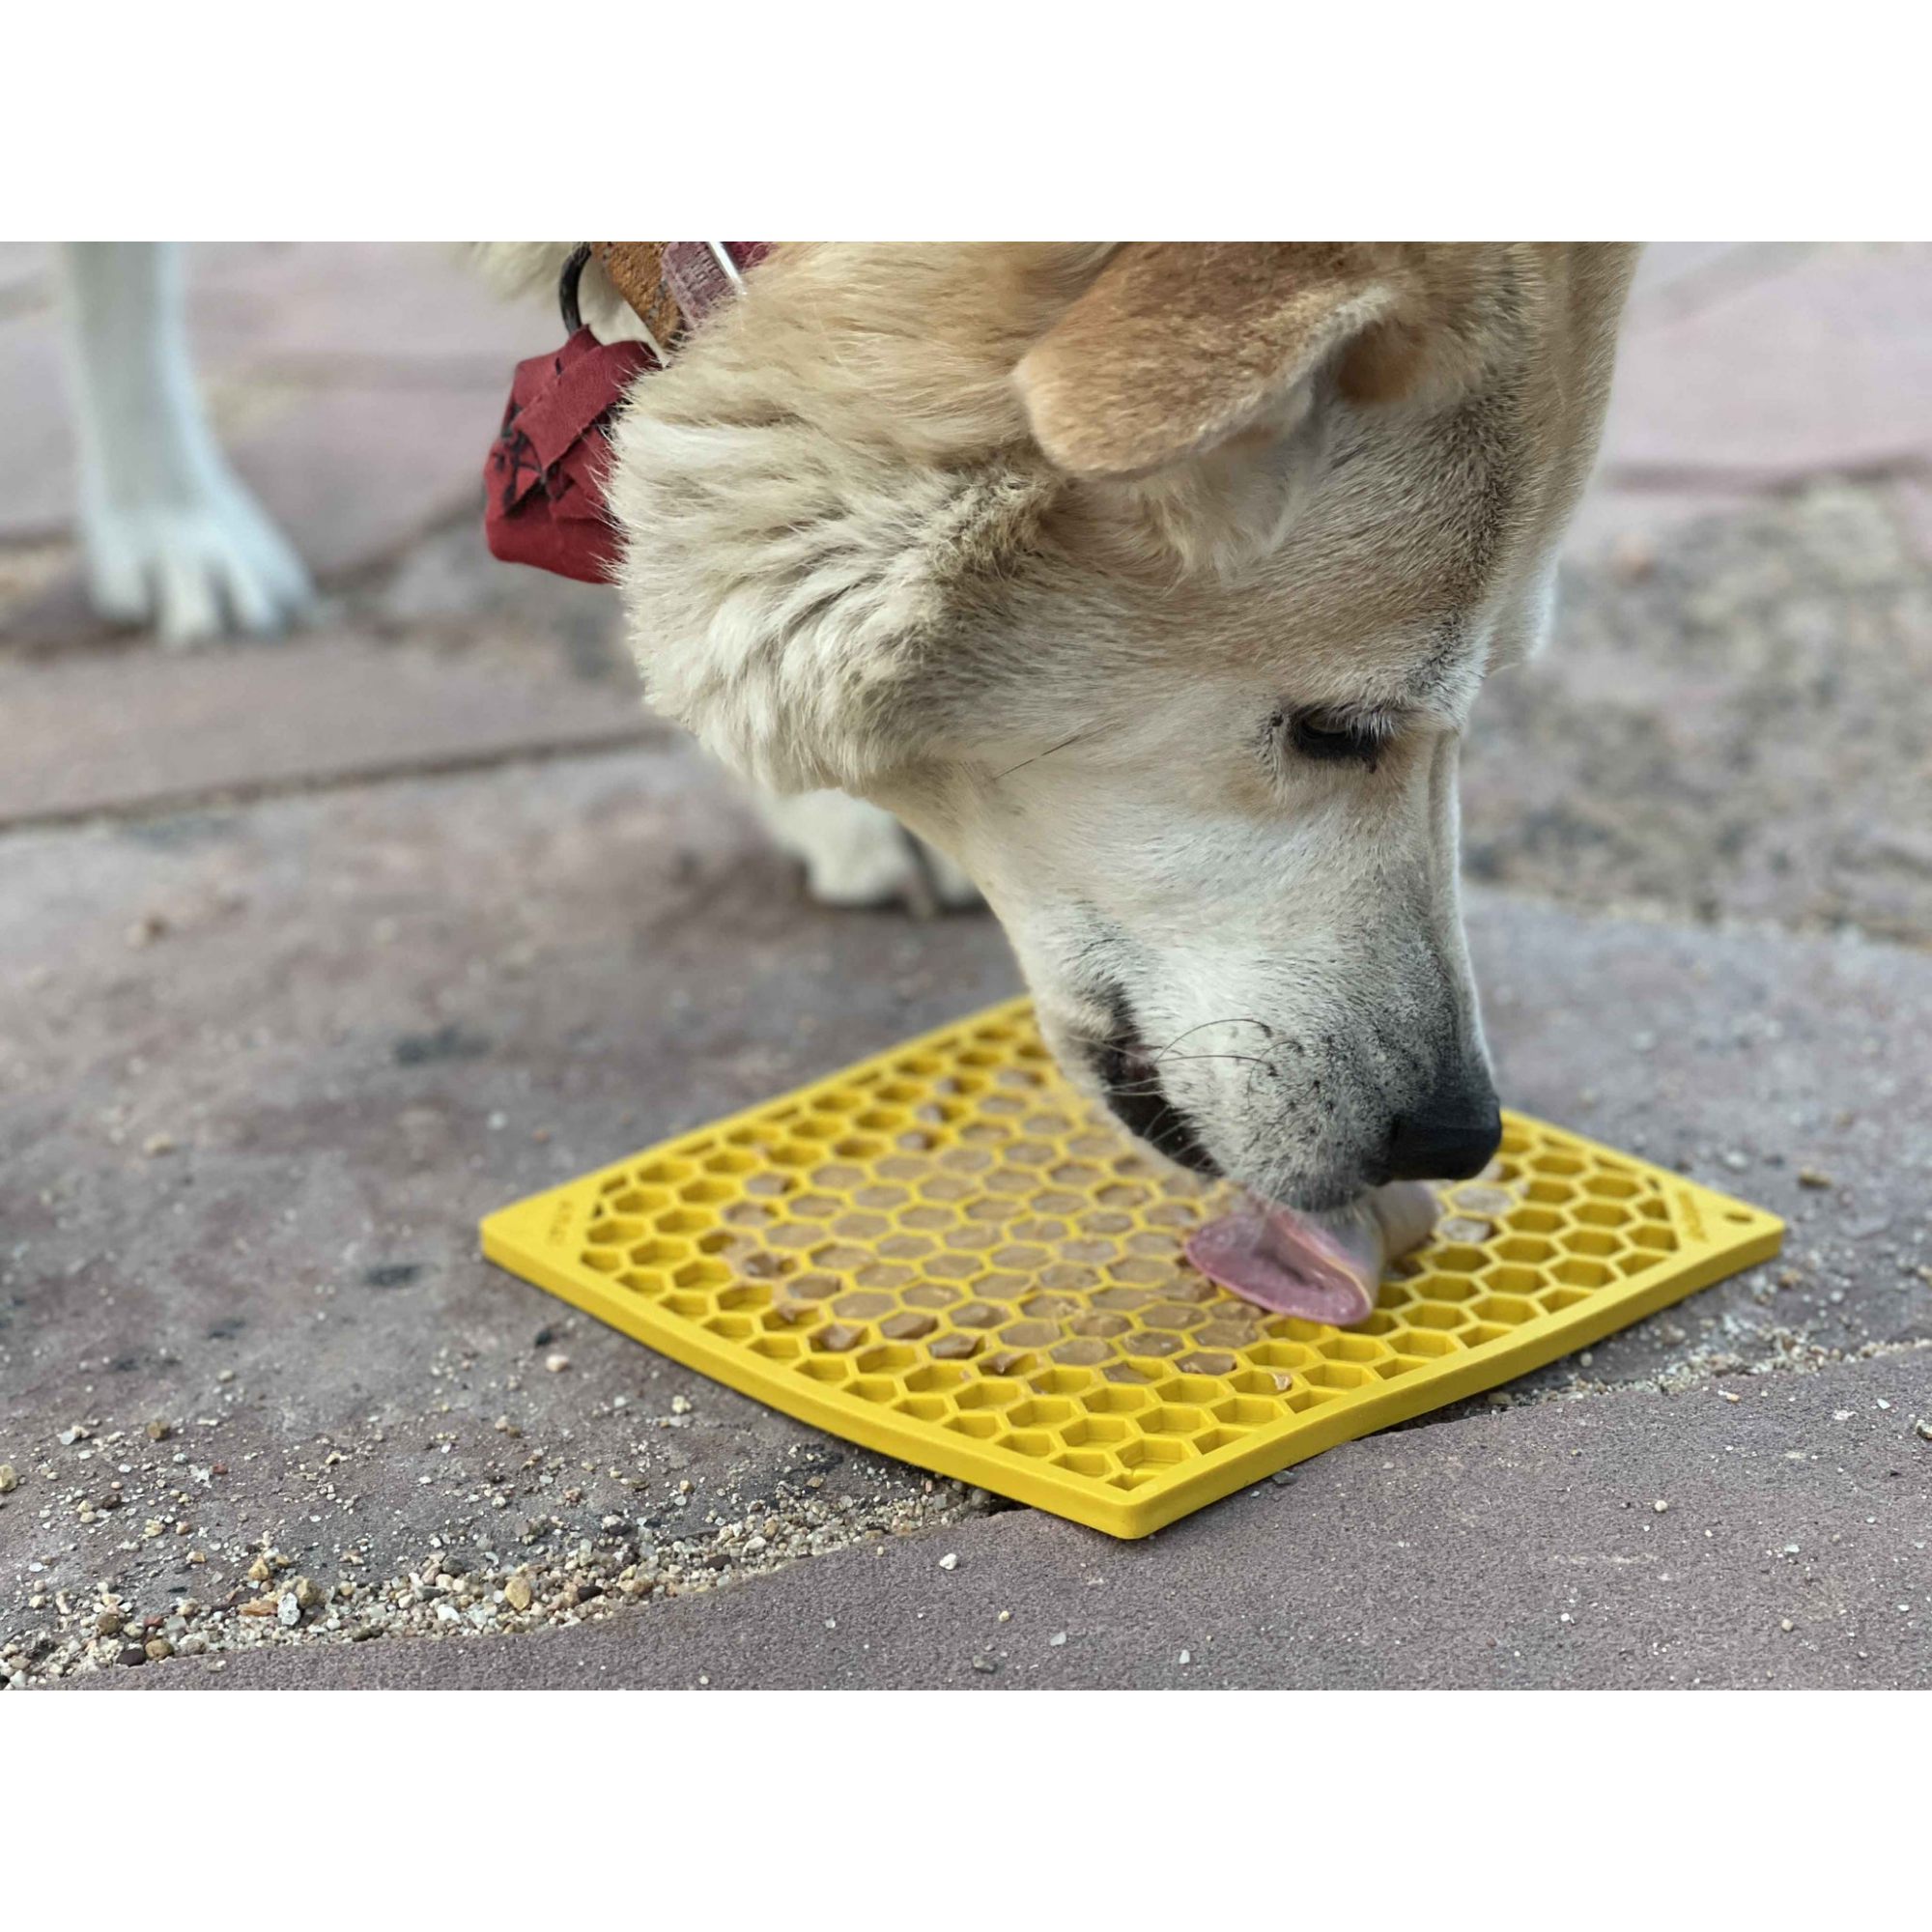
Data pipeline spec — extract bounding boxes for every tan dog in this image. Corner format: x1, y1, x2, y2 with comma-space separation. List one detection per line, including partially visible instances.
582, 243, 1635, 1216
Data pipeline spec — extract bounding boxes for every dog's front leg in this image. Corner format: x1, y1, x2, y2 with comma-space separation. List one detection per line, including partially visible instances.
56, 242, 312, 645
748, 787, 980, 916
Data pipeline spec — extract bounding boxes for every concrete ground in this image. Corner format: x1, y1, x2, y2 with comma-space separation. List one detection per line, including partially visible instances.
3, 242, 1928, 1690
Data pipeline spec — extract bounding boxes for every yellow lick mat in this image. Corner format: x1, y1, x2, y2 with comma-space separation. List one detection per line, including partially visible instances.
481, 998, 1783, 1538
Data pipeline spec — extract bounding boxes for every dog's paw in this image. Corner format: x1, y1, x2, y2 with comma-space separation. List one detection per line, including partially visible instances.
80, 475, 313, 647
751, 790, 982, 915
918, 844, 983, 913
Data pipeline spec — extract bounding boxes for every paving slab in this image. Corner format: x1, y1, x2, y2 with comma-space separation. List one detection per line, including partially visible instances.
1471, 894, 1931, 1396
1571, 242, 1932, 561
0, 629, 659, 826
0, 748, 1022, 1689
1600, 243, 1932, 488
1622, 242, 1819, 319
0, 504, 644, 835
1473, 478, 1932, 946
178, 242, 548, 378
2, 738, 1927, 1688
92, 1350, 1931, 1690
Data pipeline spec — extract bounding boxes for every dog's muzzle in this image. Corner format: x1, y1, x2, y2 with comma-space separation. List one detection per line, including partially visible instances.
1086, 1000, 1223, 1179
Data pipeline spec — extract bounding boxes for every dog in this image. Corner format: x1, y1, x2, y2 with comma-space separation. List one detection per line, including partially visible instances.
75, 240, 1637, 1232
54, 242, 313, 646
563, 242, 1638, 1215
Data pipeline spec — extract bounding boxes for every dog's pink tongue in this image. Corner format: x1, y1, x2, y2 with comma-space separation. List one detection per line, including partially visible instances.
1185, 1182, 1437, 1326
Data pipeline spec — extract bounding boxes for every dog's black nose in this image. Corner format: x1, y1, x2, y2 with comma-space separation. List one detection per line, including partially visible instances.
1384, 1076, 1502, 1182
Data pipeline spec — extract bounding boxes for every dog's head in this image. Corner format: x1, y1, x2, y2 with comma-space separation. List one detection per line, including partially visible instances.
607, 242, 1635, 1210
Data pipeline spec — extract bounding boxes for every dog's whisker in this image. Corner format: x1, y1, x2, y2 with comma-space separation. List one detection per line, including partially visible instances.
1151, 1016, 1277, 1056
1146, 1049, 1273, 1068
989, 728, 1094, 784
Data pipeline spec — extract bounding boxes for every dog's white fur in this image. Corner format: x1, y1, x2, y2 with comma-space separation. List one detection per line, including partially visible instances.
56, 243, 311, 645
589, 242, 1638, 1208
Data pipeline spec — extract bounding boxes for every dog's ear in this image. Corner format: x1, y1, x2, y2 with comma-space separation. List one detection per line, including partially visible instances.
1014, 243, 1446, 483
1012, 244, 1493, 576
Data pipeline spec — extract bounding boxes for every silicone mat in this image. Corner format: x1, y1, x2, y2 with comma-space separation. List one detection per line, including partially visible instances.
482, 998, 1783, 1537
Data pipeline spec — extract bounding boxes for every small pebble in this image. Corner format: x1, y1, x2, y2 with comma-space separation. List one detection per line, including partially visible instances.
1797, 1168, 1834, 1190
144, 1637, 173, 1661
938, 1552, 959, 1572
1653, 1499, 1669, 1514
145, 1418, 170, 1442
277, 1592, 302, 1628
504, 1574, 532, 1611
1048, 1631, 1067, 1647
545, 1353, 570, 1374
1915, 1419, 1932, 1442
142, 1133, 177, 1157
971, 1654, 997, 1674
0, 1464, 16, 1493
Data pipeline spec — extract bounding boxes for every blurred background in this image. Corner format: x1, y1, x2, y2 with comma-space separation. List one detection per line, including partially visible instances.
3, 242, 1929, 1690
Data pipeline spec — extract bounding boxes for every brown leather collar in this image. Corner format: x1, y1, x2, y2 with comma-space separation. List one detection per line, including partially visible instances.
561, 242, 770, 358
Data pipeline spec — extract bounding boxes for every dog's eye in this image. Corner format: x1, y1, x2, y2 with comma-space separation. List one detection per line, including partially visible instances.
1281, 708, 1384, 770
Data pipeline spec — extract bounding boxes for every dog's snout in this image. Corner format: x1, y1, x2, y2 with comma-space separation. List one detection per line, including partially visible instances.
1383, 1070, 1502, 1183
1086, 1003, 1223, 1179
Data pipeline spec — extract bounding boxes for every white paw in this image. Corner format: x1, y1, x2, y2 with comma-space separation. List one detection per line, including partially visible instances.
750, 790, 982, 914
920, 843, 982, 911
80, 474, 313, 647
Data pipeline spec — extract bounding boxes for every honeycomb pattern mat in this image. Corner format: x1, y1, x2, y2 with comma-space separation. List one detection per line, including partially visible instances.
482, 998, 1783, 1538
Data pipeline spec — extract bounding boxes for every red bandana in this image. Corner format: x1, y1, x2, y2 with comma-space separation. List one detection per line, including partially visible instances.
483, 243, 768, 584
